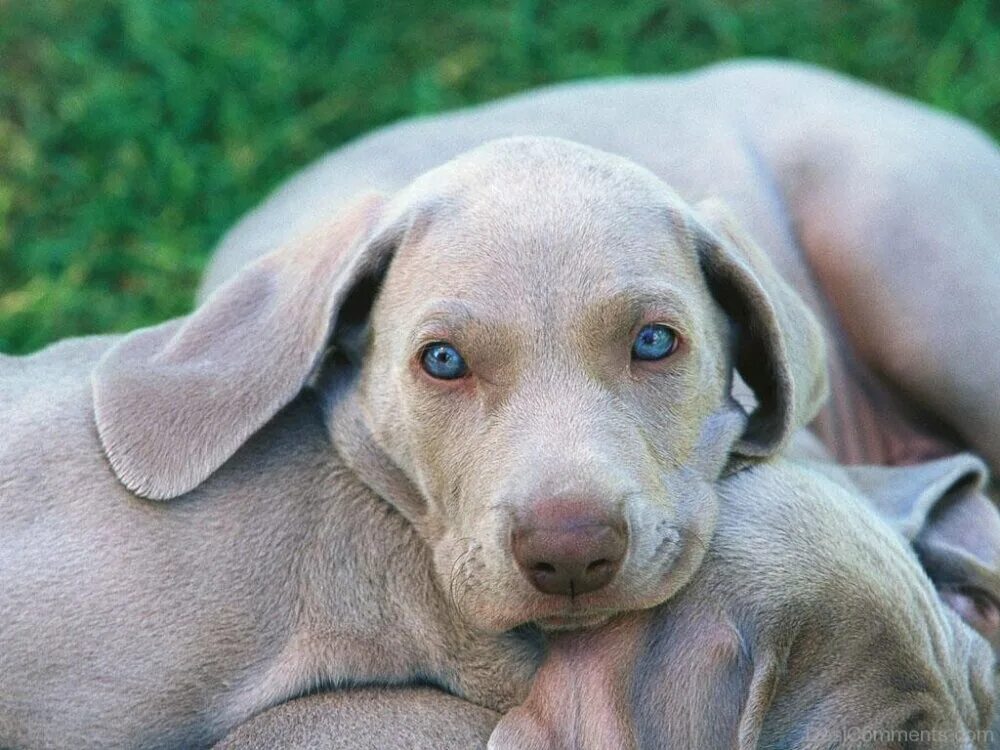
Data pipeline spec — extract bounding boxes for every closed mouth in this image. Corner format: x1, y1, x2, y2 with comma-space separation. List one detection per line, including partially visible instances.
535, 610, 616, 631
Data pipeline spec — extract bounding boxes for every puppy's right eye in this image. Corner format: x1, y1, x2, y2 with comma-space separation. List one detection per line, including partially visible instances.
632, 323, 679, 361
421, 342, 468, 380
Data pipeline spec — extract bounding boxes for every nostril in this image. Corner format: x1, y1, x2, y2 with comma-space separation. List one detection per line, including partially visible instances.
586, 559, 611, 574
532, 562, 556, 574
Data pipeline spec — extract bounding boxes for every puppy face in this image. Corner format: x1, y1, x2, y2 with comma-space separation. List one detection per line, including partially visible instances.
328, 138, 817, 632
367, 148, 731, 631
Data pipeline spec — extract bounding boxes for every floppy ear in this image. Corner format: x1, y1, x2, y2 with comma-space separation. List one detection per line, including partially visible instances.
846, 455, 1000, 647
93, 194, 389, 500
635, 612, 782, 749
692, 199, 829, 460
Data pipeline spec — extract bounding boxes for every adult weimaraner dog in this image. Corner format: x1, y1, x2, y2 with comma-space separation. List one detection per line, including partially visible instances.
202, 58, 1000, 646
1, 131, 829, 745
216, 448, 997, 749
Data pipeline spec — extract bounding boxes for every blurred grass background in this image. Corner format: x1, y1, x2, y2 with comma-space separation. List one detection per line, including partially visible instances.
2, 0, 998, 354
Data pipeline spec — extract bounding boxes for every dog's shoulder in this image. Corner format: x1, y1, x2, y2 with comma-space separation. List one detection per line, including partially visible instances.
1, 335, 120, 469
1, 334, 117, 408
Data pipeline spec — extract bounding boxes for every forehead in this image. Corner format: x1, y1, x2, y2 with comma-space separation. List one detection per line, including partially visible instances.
381, 142, 706, 321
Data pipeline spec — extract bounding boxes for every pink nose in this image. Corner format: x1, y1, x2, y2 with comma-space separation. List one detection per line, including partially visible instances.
511, 499, 628, 596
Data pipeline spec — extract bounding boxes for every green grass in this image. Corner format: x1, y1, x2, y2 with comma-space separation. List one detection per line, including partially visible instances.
2, 0, 998, 354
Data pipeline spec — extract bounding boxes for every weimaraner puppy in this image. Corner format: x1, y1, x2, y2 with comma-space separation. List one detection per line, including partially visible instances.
215, 451, 998, 749
201, 57, 1000, 644
0, 137, 828, 746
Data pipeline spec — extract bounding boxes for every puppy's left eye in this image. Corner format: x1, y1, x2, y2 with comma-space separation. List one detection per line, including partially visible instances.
632, 324, 679, 361
421, 342, 468, 380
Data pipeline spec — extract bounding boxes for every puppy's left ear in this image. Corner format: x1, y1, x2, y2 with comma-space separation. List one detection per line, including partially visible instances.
93, 193, 389, 500
847, 455, 1000, 647
693, 199, 829, 461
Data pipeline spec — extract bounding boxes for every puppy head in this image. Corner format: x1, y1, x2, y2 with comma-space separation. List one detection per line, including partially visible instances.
93, 137, 827, 632
325, 138, 827, 631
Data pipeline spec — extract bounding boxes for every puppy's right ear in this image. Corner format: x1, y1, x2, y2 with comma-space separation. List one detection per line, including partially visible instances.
846, 456, 1000, 648
93, 193, 396, 500
692, 199, 829, 463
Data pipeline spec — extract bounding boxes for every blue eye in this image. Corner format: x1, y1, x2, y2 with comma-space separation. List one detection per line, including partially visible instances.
421, 342, 468, 380
632, 324, 679, 361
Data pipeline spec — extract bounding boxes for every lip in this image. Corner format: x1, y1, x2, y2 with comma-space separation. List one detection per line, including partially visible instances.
474, 552, 699, 633
535, 610, 616, 631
